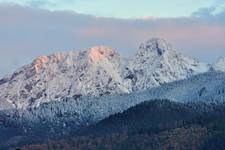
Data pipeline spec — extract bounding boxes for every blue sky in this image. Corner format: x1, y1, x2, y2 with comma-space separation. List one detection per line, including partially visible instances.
0, 0, 221, 18
0, 0, 225, 77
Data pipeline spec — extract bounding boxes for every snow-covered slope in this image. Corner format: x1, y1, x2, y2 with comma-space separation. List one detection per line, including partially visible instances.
0, 38, 209, 110
1, 72, 225, 136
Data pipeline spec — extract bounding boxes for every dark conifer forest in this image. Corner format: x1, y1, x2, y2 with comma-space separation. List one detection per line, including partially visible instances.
9, 100, 225, 150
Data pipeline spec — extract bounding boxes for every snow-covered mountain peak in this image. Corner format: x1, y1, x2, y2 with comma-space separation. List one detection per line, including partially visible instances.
29, 46, 118, 76
88, 46, 117, 62
212, 57, 225, 72
128, 38, 209, 91
0, 46, 131, 109
139, 38, 173, 56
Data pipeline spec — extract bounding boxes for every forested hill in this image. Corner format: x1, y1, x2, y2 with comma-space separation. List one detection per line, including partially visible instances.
17, 100, 225, 150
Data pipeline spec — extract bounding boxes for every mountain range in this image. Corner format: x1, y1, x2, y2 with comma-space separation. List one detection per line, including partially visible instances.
1, 38, 225, 149
0, 38, 216, 110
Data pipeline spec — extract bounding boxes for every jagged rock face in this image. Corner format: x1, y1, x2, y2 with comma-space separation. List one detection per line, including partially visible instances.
212, 57, 225, 72
127, 38, 208, 91
0, 38, 209, 110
